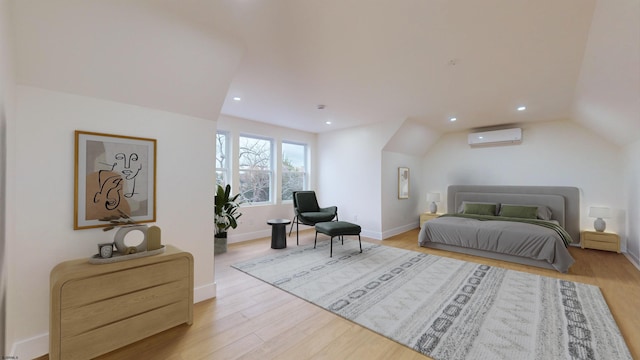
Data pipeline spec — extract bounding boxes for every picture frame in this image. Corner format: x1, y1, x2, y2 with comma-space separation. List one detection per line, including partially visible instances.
74, 130, 157, 229
398, 167, 409, 199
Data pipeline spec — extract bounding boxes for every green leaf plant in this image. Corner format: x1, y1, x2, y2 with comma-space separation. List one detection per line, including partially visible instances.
215, 184, 243, 237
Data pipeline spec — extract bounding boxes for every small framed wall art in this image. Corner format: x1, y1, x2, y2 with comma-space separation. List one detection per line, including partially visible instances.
74, 131, 157, 229
398, 167, 409, 199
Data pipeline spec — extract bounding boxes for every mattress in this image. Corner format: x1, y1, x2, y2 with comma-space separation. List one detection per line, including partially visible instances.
418, 215, 575, 273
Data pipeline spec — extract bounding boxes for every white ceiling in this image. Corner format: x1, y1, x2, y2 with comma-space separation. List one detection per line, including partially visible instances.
217, 0, 599, 134
12, 0, 640, 145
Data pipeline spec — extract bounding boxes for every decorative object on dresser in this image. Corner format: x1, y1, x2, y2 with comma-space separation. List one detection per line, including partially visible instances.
581, 230, 620, 253
589, 206, 611, 232
50, 245, 193, 360
90, 211, 165, 264
426, 192, 440, 213
419, 212, 441, 227
74, 130, 156, 230
97, 243, 114, 258
113, 224, 148, 254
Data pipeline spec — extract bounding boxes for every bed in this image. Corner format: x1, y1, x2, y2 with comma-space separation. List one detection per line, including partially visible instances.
418, 185, 579, 272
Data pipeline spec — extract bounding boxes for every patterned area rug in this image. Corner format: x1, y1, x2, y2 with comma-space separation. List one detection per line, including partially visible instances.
232, 241, 632, 360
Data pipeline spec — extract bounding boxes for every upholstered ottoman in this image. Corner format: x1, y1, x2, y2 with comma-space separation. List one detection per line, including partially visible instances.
314, 221, 362, 257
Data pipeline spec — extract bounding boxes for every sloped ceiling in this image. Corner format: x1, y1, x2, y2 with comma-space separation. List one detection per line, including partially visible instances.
572, 0, 640, 146
12, 0, 244, 121
11, 0, 639, 147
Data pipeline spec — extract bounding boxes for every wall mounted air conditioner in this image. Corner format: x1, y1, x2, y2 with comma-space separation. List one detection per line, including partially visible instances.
468, 128, 522, 147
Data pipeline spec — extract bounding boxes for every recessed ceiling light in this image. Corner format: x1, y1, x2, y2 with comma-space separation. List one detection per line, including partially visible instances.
517, 106, 526, 111
325, 121, 332, 125
232, 96, 241, 101
449, 117, 457, 122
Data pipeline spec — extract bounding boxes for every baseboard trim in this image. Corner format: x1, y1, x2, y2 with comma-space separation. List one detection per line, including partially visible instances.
194, 282, 216, 302
624, 252, 640, 271
228, 229, 271, 244
10, 332, 48, 359
381, 223, 418, 240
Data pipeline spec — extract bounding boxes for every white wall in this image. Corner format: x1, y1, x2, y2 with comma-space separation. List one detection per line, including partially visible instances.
0, 0, 16, 354
317, 121, 402, 239
216, 114, 318, 242
381, 151, 422, 238
572, 0, 640, 146
8, 86, 218, 358
624, 139, 640, 267
421, 120, 626, 246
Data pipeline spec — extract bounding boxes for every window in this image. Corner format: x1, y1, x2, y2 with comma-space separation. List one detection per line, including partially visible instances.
282, 141, 307, 201
215, 131, 229, 186
239, 135, 273, 203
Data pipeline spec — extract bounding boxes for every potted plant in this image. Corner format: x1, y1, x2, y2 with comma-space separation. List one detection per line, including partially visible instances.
214, 184, 243, 254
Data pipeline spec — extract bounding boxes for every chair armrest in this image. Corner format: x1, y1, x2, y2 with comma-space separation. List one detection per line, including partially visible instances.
320, 206, 338, 215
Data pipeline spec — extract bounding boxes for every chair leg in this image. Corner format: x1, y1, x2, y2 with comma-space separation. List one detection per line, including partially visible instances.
330, 236, 333, 257
358, 234, 362, 253
314, 231, 318, 249
288, 216, 301, 246
288, 216, 296, 236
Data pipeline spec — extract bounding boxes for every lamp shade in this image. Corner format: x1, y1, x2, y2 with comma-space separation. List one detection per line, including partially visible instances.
588, 207, 611, 219
426, 193, 441, 202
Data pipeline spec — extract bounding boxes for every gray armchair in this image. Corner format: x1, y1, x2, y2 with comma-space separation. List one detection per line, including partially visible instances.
289, 191, 338, 245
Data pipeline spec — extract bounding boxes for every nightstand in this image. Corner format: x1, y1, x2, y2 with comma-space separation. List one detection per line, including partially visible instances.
580, 230, 620, 253
420, 212, 442, 227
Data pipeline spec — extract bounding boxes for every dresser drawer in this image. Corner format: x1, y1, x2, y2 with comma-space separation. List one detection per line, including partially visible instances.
61, 299, 190, 360
60, 258, 190, 309
584, 232, 616, 243
582, 239, 619, 252
61, 278, 190, 338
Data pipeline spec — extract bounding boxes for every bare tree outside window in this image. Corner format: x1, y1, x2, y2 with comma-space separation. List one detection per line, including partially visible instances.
216, 132, 228, 186
239, 135, 272, 203
282, 142, 307, 200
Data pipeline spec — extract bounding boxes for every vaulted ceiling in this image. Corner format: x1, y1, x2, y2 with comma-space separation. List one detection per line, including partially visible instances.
12, 0, 640, 146
214, 0, 639, 146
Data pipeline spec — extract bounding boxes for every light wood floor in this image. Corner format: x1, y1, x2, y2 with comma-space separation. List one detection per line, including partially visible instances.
41, 229, 640, 360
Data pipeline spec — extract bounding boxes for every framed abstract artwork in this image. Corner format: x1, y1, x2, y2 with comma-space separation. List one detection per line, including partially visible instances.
74, 130, 157, 229
398, 167, 409, 199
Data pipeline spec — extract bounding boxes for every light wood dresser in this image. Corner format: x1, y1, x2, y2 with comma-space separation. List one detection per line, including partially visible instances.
580, 230, 620, 253
50, 245, 193, 360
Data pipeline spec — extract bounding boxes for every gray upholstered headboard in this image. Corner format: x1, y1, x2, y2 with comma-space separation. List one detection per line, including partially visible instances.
447, 185, 580, 242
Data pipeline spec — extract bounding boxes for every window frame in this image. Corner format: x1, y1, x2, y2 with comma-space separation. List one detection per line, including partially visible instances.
281, 140, 308, 202
238, 134, 274, 205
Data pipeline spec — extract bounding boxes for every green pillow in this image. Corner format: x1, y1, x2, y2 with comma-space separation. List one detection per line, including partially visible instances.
463, 203, 497, 216
499, 205, 538, 219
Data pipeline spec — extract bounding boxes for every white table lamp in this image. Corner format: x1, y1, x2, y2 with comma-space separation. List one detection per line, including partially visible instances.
426, 193, 441, 214
588, 206, 610, 232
